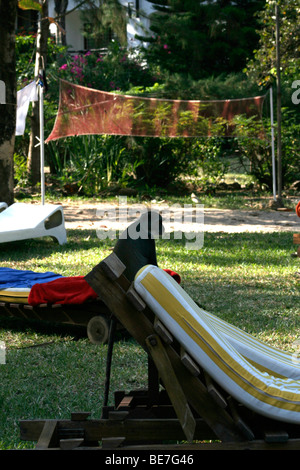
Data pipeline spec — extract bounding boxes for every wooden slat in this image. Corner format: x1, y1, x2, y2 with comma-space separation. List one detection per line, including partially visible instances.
293, 233, 300, 244
126, 284, 146, 311
35, 420, 58, 449
102, 437, 126, 449
99, 252, 126, 281
154, 317, 173, 344
227, 397, 255, 441
71, 411, 91, 421
203, 371, 227, 409
180, 347, 200, 376
264, 430, 289, 443
146, 334, 196, 443
59, 438, 84, 450
20, 417, 218, 443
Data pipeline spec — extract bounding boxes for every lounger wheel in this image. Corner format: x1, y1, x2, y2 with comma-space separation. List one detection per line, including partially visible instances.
87, 315, 110, 345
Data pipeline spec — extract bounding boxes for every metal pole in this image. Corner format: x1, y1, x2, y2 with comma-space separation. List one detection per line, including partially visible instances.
269, 86, 276, 201
39, 75, 45, 205
275, 2, 282, 204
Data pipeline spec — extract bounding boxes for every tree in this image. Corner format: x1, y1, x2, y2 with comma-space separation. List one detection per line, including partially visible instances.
136, 0, 264, 79
26, 0, 49, 186
246, 0, 300, 201
246, 0, 300, 87
0, 0, 18, 205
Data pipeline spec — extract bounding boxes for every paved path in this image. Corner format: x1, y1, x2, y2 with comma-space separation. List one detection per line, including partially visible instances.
62, 201, 300, 233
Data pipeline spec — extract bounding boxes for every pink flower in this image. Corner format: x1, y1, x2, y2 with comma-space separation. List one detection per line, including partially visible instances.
59, 63, 68, 70
163, 44, 168, 49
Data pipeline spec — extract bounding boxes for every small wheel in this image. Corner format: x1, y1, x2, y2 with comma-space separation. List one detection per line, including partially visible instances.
87, 315, 110, 345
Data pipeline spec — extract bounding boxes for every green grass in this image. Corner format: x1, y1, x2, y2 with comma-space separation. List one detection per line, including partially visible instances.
0, 209, 299, 448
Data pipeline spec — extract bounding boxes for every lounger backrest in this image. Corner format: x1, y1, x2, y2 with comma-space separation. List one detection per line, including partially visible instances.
134, 265, 300, 424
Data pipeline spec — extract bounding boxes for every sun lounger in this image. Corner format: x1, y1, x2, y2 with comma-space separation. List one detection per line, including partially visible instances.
0, 268, 112, 344
19, 253, 300, 450
0, 202, 7, 213
134, 264, 300, 424
0, 203, 67, 245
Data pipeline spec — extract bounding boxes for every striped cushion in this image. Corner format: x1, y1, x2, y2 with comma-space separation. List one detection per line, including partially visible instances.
204, 310, 300, 380
0, 288, 30, 304
134, 265, 300, 424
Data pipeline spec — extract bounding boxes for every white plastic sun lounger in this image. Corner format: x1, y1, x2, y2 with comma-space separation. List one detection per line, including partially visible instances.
0, 203, 67, 245
0, 202, 7, 213
134, 265, 300, 425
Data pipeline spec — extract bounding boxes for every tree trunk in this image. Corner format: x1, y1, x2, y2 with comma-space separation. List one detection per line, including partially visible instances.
27, 0, 49, 186
0, 0, 17, 205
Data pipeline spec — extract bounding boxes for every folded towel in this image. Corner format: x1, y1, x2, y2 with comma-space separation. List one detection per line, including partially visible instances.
163, 269, 181, 284
28, 268, 181, 306
28, 276, 97, 306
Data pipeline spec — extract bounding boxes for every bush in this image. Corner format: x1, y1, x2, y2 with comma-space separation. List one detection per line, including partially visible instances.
231, 108, 300, 189
56, 42, 156, 92
47, 135, 135, 196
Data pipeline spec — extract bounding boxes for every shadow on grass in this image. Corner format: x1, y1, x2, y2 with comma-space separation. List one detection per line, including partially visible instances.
157, 231, 297, 268
0, 229, 114, 263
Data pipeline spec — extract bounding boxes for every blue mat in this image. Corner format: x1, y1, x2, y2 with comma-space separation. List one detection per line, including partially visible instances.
0, 268, 63, 289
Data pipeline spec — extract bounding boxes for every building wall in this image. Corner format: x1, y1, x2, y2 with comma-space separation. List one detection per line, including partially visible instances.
48, 0, 155, 51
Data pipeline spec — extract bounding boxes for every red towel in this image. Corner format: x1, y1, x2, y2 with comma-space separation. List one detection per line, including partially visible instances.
296, 201, 300, 218
163, 269, 181, 284
28, 276, 98, 306
28, 269, 182, 306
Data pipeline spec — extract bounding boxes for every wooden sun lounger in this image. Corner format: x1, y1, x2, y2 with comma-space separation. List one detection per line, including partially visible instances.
19, 253, 300, 450
294, 233, 300, 257
0, 296, 113, 345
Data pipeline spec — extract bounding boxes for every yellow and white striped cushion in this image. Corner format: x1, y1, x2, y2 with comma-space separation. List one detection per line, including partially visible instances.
204, 310, 300, 380
0, 288, 30, 304
134, 265, 300, 424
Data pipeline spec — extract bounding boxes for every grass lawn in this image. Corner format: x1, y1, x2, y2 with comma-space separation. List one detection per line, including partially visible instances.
0, 195, 299, 449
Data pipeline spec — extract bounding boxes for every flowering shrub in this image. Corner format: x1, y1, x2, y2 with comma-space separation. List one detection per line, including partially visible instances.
57, 43, 156, 92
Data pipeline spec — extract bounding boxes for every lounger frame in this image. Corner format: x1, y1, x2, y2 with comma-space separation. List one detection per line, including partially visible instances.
19, 253, 300, 450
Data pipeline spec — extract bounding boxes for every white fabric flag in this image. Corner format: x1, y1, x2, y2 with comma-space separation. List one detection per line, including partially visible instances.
16, 81, 38, 136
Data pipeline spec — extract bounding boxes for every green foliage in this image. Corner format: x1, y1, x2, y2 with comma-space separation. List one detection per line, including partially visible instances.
157, 72, 262, 100
16, 33, 66, 90
232, 116, 273, 189
56, 42, 156, 92
137, 0, 264, 79
246, 0, 300, 87
232, 109, 300, 189
14, 154, 29, 188
190, 138, 229, 187
280, 109, 300, 187
18, 0, 42, 12
127, 137, 197, 187
47, 135, 135, 195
